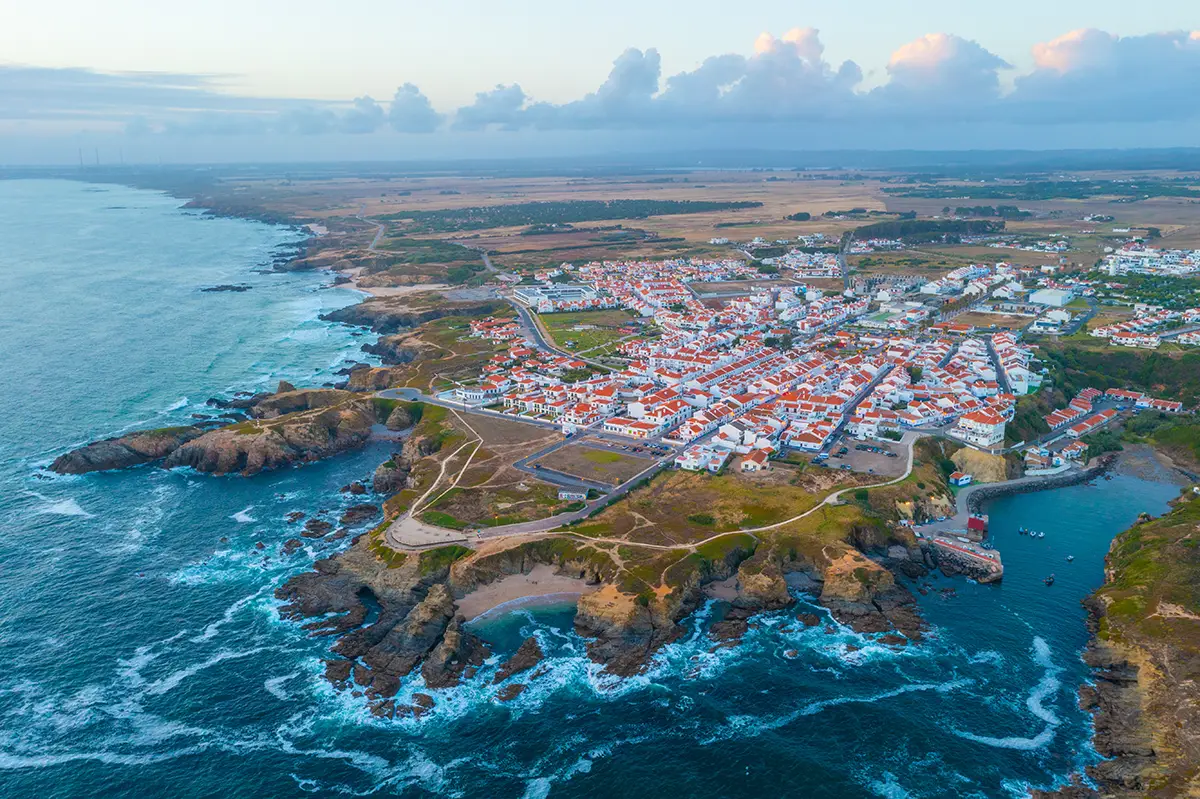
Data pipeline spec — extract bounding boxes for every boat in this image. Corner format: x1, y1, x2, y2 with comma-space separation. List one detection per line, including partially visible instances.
1018, 527, 1028, 535
1036, 531, 1045, 539
1066, 555, 1075, 562
1044, 574, 1056, 586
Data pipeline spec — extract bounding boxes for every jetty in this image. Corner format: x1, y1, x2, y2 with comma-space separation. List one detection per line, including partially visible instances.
928, 535, 1004, 582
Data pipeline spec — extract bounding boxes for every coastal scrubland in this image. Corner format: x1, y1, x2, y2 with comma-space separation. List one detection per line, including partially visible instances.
1065, 490, 1200, 797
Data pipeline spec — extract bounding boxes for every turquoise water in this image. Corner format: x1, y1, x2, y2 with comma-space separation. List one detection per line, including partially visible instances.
0, 180, 1184, 798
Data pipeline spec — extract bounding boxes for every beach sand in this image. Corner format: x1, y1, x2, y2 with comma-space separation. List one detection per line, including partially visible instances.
703, 576, 741, 601
457, 564, 598, 621
339, 266, 451, 298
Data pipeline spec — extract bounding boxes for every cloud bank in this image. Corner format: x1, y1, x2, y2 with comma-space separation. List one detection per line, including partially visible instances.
4, 26, 1200, 149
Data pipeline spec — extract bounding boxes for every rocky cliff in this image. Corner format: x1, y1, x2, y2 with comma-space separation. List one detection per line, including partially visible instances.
164, 397, 375, 476
1035, 489, 1200, 798
50, 426, 204, 474
322, 297, 503, 335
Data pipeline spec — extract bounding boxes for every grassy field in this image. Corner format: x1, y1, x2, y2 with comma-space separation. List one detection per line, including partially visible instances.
414, 411, 576, 529
950, 311, 1032, 330
571, 467, 863, 547
537, 309, 639, 352
532, 444, 656, 486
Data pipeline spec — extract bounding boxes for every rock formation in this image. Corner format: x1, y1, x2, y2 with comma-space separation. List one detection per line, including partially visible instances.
49, 426, 203, 474
163, 396, 374, 476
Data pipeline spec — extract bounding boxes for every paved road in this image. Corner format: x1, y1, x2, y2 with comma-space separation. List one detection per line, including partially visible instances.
376, 386, 564, 431
915, 464, 1081, 539
820, 363, 895, 454
355, 205, 386, 253
506, 298, 614, 371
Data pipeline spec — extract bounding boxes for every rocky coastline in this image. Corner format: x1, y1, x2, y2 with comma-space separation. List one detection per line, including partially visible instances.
50, 387, 384, 477
1033, 475, 1200, 799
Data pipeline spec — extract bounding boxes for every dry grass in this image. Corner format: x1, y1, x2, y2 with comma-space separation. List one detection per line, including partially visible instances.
572, 467, 863, 547
532, 445, 655, 486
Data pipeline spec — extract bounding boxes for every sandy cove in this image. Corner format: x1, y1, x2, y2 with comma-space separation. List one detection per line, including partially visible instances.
456, 563, 599, 622
340, 266, 450, 298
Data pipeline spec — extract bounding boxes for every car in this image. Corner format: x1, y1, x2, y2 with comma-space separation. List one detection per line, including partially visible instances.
937, 516, 947, 522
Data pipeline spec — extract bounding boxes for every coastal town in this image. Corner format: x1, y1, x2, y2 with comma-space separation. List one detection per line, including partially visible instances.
449, 253, 1187, 499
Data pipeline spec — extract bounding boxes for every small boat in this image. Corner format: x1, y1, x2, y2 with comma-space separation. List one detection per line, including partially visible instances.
1066, 555, 1075, 562
1018, 527, 1028, 535
1036, 531, 1045, 539
1044, 574, 1056, 586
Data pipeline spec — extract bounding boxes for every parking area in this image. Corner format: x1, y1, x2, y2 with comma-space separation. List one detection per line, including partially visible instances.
578, 435, 673, 459
823, 439, 906, 477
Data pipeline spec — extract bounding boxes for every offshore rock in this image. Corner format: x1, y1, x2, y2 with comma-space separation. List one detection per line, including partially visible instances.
493, 637, 544, 684
421, 616, 490, 689
339, 503, 380, 527
50, 426, 204, 474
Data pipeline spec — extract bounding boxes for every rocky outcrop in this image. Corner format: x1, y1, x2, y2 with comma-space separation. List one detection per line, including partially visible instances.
494, 637, 544, 684
385, 404, 417, 431
322, 298, 503, 335
421, 616, 490, 689
163, 399, 374, 476
361, 337, 424, 366
818, 548, 923, 640
372, 457, 410, 495
575, 585, 686, 677
206, 391, 272, 412
249, 388, 357, 419
339, 503, 379, 527
50, 426, 204, 474
1034, 487, 1200, 798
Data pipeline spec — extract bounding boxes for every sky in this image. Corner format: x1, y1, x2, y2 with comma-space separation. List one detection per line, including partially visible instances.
2, 0, 1199, 164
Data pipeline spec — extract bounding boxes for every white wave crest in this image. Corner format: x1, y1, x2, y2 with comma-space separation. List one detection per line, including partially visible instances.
143, 648, 268, 696
231, 506, 256, 524
26, 491, 93, 517
951, 636, 1062, 751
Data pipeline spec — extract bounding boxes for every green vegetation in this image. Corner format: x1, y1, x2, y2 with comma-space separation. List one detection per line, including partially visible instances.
687, 513, 715, 526
786, 211, 811, 222
419, 510, 469, 530
1101, 492, 1200, 631
853, 219, 1004, 241
583, 449, 624, 465
418, 545, 474, 576
539, 308, 637, 353
1090, 273, 1200, 311
695, 532, 757, 562
1124, 413, 1200, 467
381, 200, 763, 233
1084, 429, 1125, 459
886, 179, 1200, 201
1006, 391, 1060, 444
1041, 344, 1200, 406
952, 205, 1032, 219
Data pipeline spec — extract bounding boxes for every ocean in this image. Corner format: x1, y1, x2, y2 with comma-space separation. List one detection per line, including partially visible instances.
0, 179, 1184, 799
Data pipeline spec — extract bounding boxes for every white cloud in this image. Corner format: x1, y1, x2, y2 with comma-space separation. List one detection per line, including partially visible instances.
9, 26, 1200, 146
388, 83, 441, 133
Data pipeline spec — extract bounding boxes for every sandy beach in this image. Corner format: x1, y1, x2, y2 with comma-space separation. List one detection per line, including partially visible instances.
457, 564, 598, 621
340, 266, 451, 298
702, 575, 741, 601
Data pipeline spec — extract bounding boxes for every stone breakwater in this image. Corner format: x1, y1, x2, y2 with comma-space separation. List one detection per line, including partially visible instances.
965, 457, 1115, 515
